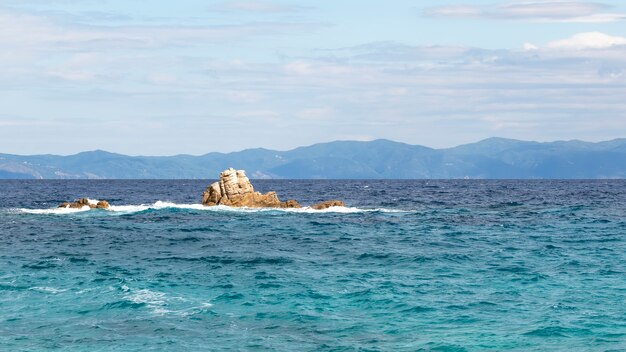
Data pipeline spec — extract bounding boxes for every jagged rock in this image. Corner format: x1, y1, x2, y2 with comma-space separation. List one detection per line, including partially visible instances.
96, 200, 110, 209
202, 168, 301, 208
281, 199, 302, 208
202, 168, 344, 209
201, 182, 222, 206
311, 200, 345, 210
58, 198, 110, 209
63, 198, 91, 209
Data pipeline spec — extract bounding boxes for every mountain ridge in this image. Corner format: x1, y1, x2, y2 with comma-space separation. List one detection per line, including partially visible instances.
1, 138, 625, 179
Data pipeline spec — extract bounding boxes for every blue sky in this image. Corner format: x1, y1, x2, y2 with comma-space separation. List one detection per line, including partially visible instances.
1, 0, 625, 155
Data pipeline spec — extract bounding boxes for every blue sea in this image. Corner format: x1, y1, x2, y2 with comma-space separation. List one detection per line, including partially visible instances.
1, 180, 625, 351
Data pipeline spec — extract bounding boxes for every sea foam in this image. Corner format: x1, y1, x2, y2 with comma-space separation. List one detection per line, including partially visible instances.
18, 200, 405, 215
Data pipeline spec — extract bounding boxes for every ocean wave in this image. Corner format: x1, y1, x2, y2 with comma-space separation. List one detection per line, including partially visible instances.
120, 287, 213, 317
28, 286, 67, 294
17, 200, 407, 215
126, 288, 167, 306
20, 206, 93, 215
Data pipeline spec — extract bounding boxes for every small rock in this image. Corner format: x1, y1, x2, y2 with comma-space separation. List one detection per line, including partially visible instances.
96, 200, 110, 209
58, 198, 110, 210
281, 199, 302, 208
311, 200, 345, 210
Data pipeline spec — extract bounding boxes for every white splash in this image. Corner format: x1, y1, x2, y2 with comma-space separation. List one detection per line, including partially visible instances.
29, 286, 67, 294
18, 200, 408, 215
126, 288, 166, 306
123, 286, 214, 317
20, 206, 92, 214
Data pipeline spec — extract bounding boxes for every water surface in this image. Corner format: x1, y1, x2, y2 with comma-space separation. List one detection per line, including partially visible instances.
1, 180, 625, 351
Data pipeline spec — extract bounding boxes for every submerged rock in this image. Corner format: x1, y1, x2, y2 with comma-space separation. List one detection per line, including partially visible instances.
202, 168, 301, 208
58, 198, 110, 209
202, 168, 344, 209
311, 200, 345, 210
96, 200, 110, 209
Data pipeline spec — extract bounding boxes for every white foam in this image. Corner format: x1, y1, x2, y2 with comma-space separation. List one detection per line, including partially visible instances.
29, 286, 67, 294
126, 288, 166, 306
106, 204, 149, 213
19, 206, 92, 215
277, 206, 404, 214
18, 201, 408, 215
19, 198, 104, 214
122, 287, 214, 317
107, 201, 207, 214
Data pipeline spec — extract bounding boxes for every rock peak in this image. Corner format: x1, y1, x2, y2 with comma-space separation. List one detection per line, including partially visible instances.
202, 168, 300, 208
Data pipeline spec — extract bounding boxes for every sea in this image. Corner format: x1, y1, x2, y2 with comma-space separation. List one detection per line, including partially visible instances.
0, 180, 625, 351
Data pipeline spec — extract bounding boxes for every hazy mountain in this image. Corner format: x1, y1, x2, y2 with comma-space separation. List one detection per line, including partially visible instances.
1, 138, 626, 179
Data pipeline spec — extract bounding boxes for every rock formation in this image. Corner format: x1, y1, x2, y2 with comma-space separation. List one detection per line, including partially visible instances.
59, 198, 110, 209
202, 168, 346, 209
311, 200, 345, 210
202, 168, 301, 208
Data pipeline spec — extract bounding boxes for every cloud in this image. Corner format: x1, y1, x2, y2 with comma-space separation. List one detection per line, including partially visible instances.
0, 10, 319, 52
211, 1, 305, 13
284, 61, 355, 76
481, 115, 539, 130
556, 13, 626, 22
296, 107, 335, 120
546, 32, 626, 49
1, 6, 625, 154
0, 8, 323, 84
523, 42, 539, 51
294, 40, 626, 126
424, 1, 626, 23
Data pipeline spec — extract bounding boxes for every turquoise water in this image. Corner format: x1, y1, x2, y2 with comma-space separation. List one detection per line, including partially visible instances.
1, 180, 625, 351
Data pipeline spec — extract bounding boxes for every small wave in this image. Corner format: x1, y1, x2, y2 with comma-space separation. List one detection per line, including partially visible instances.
99, 288, 168, 314
19, 206, 92, 215
126, 288, 166, 306
523, 326, 593, 337
118, 287, 214, 317
28, 286, 67, 294
17, 200, 407, 215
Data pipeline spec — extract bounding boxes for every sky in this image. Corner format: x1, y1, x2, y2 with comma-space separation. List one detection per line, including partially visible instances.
1, 0, 625, 155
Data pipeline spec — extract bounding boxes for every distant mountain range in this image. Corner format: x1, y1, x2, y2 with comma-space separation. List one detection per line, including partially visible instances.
1, 138, 626, 179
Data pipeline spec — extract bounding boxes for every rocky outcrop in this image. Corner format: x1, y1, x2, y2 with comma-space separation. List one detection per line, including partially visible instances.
202, 168, 346, 209
311, 200, 345, 210
202, 168, 301, 208
59, 198, 110, 209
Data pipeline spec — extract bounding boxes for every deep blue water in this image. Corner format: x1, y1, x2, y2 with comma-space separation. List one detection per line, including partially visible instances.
1, 180, 625, 351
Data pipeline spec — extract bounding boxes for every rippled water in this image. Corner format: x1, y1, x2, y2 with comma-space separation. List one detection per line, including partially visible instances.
1, 180, 625, 351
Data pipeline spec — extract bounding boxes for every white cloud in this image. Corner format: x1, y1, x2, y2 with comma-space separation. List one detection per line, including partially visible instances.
225, 91, 265, 103
0, 8, 321, 85
1, 6, 625, 154
47, 70, 98, 81
211, 1, 304, 13
481, 115, 539, 130
425, 5, 482, 17
296, 107, 335, 120
0, 10, 318, 51
425, 1, 626, 23
284, 61, 354, 76
546, 32, 626, 49
498, 1, 608, 18
523, 42, 539, 51
557, 13, 626, 22
238, 110, 280, 118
